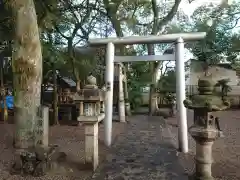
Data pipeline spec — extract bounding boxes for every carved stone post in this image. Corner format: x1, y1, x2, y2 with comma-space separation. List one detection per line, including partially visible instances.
184, 77, 230, 180
40, 106, 49, 147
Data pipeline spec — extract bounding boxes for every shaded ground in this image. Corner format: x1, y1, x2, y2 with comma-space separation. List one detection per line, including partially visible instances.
91, 110, 240, 180
92, 115, 188, 180
1, 110, 240, 180
0, 121, 126, 180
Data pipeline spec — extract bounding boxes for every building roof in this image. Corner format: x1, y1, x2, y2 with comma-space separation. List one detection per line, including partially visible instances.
61, 77, 76, 87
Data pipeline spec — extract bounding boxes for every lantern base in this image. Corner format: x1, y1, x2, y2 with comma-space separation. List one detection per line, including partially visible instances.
189, 174, 214, 180
189, 125, 221, 142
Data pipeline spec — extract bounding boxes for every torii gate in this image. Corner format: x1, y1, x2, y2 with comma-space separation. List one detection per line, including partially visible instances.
88, 32, 206, 153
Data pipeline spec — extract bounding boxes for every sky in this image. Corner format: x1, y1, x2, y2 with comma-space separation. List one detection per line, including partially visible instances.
180, 0, 223, 16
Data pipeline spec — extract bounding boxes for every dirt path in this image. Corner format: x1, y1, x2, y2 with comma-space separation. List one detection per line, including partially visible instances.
1, 110, 240, 180
91, 115, 188, 180
91, 110, 240, 180
0, 122, 126, 180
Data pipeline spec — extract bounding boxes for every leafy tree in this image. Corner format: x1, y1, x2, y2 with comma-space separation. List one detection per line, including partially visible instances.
158, 69, 176, 93
189, 2, 240, 75
53, 0, 102, 91
215, 78, 232, 99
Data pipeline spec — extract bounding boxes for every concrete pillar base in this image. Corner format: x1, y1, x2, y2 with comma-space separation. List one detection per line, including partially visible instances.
119, 115, 126, 123
125, 102, 131, 116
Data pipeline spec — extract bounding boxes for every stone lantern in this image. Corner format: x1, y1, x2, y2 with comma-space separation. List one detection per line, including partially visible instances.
183, 76, 230, 180
75, 75, 105, 171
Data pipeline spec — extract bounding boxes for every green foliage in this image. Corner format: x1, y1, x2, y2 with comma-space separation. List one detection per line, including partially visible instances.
130, 62, 152, 83
158, 70, 176, 93
0, 1, 13, 41
215, 78, 232, 98
128, 80, 144, 110
189, 2, 240, 69
3, 0, 240, 97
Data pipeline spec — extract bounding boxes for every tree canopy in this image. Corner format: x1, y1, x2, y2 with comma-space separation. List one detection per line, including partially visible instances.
1, 0, 240, 102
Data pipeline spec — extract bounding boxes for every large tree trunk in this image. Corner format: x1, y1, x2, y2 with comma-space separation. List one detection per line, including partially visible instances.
10, 0, 42, 149
148, 0, 182, 115
103, 0, 131, 115
148, 44, 157, 115
0, 56, 7, 122
67, 39, 81, 91
122, 64, 131, 115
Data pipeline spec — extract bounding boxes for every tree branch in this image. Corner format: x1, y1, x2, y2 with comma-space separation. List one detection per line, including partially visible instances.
223, 16, 240, 30
157, 0, 182, 33
55, 26, 70, 40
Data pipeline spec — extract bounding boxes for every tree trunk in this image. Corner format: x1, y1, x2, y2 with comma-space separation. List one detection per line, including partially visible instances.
67, 39, 80, 92
103, 1, 131, 115
0, 56, 7, 122
147, 0, 182, 115
10, 0, 42, 149
52, 64, 59, 125
113, 28, 131, 116
148, 44, 157, 115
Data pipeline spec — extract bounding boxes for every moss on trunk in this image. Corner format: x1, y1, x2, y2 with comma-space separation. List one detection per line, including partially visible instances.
9, 0, 42, 149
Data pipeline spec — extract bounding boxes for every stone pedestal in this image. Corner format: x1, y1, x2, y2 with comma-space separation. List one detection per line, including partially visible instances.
84, 122, 98, 171
78, 114, 104, 171
189, 126, 220, 180
195, 141, 214, 179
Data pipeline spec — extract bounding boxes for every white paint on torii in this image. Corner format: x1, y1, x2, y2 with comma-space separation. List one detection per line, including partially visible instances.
114, 54, 175, 62
88, 32, 207, 153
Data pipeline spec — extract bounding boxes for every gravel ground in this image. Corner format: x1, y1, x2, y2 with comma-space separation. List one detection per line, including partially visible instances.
91, 110, 240, 180
1, 110, 240, 180
0, 121, 126, 180
167, 110, 240, 180
92, 115, 188, 180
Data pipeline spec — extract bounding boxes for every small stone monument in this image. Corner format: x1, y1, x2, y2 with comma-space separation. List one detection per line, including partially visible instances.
35, 106, 49, 146
183, 76, 230, 180
76, 75, 105, 171
11, 106, 65, 177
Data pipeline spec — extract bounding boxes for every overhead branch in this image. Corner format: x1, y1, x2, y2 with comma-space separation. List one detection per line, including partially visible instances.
157, 0, 182, 33
55, 26, 70, 39
151, 0, 159, 34
223, 16, 240, 30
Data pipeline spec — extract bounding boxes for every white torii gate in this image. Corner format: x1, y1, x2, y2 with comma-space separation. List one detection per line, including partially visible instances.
89, 32, 206, 153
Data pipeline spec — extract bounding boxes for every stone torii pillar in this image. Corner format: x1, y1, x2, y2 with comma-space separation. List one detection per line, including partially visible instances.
104, 42, 115, 146
117, 63, 126, 122
89, 32, 207, 150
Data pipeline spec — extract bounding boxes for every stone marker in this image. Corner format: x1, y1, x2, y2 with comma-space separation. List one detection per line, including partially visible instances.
35, 106, 49, 146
